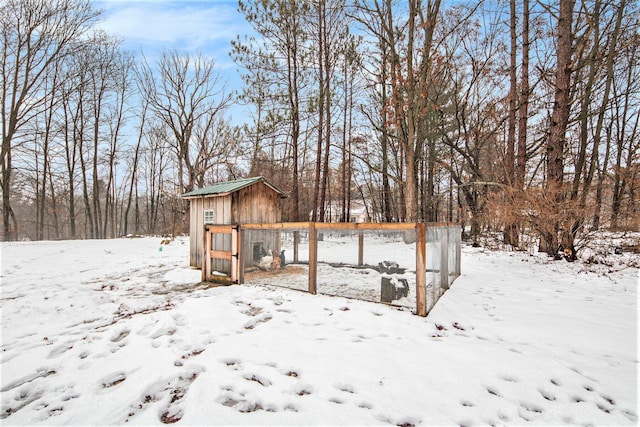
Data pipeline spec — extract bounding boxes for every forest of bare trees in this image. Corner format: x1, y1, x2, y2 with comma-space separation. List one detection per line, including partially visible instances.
2, 0, 639, 257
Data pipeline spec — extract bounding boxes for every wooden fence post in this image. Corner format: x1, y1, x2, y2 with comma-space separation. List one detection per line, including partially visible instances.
456, 226, 462, 277
202, 225, 207, 282
441, 226, 449, 290
231, 225, 239, 284
294, 230, 299, 263
238, 227, 244, 284
415, 222, 427, 317
308, 222, 318, 295
358, 234, 364, 266
204, 227, 212, 282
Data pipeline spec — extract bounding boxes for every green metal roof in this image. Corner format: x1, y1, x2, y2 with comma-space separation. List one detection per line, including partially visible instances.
181, 176, 287, 198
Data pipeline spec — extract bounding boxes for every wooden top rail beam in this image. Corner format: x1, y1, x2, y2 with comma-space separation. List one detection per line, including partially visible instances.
314, 222, 418, 231
239, 221, 459, 231
241, 222, 310, 230
205, 224, 235, 233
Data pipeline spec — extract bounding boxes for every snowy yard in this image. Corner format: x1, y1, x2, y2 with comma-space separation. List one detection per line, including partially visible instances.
1, 236, 637, 425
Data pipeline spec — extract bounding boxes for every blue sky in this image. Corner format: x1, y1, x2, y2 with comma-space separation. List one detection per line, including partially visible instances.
93, 0, 253, 114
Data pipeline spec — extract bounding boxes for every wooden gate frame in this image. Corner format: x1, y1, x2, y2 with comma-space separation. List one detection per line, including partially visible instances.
202, 224, 241, 284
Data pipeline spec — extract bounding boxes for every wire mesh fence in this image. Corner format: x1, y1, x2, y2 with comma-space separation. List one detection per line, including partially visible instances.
230, 222, 461, 316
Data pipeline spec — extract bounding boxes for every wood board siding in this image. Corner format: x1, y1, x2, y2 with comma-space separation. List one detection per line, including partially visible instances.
188, 180, 283, 271
189, 195, 232, 269
233, 183, 282, 272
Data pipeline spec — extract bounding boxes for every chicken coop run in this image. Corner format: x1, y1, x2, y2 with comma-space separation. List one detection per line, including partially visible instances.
182, 177, 287, 276
197, 219, 461, 317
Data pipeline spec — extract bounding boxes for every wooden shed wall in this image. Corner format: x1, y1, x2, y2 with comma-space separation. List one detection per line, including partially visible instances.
188, 181, 283, 271
232, 183, 282, 224
189, 194, 232, 269
232, 183, 282, 272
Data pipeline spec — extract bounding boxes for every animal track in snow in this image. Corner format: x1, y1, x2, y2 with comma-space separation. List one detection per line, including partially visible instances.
0, 389, 45, 419
241, 305, 263, 317
598, 393, 615, 406
221, 359, 242, 370
283, 403, 299, 412
538, 388, 556, 401
101, 372, 126, 388
125, 368, 202, 424
570, 395, 585, 403
335, 383, 356, 394
181, 348, 205, 359
518, 401, 544, 421
621, 409, 638, 422
150, 326, 176, 339
283, 369, 299, 378
499, 374, 519, 383
110, 329, 130, 342
1, 368, 57, 392
485, 386, 501, 397
48, 342, 74, 358
243, 313, 273, 330
596, 402, 612, 413
293, 383, 313, 396
243, 373, 272, 387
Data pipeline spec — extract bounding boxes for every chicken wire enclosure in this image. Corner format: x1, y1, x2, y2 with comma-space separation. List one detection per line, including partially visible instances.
241, 227, 311, 293
232, 222, 462, 317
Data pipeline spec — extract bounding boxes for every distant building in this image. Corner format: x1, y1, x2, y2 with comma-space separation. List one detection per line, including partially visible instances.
310, 201, 371, 223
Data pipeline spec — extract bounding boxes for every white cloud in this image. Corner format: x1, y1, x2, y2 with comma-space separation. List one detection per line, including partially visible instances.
94, 0, 249, 53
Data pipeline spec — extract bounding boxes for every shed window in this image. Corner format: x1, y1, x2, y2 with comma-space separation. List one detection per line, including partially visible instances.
203, 209, 215, 224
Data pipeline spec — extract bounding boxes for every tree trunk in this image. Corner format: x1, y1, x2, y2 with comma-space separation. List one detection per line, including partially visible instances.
543, 0, 575, 255
516, 0, 529, 192
503, 0, 518, 246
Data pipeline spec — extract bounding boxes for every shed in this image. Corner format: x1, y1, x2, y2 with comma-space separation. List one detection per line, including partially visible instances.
182, 176, 287, 273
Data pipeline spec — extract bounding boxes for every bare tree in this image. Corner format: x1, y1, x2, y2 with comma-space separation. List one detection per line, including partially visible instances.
138, 50, 232, 194
1, 0, 98, 240
503, 0, 518, 246
542, 0, 575, 255
233, 0, 310, 221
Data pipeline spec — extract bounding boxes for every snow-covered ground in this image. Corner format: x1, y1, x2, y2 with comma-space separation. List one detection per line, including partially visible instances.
1, 236, 637, 425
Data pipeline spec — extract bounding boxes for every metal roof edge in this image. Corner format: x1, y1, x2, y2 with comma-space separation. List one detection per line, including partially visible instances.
181, 176, 288, 198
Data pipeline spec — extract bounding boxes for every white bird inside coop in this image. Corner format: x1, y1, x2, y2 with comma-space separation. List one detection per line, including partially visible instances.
258, 251, 273, 271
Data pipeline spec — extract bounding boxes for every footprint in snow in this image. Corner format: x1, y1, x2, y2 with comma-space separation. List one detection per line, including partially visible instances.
125, 368, 202, 424
101, 372, 126, 389
221, 359, 242, 370
1, 368, 57, 393
538, 388, 556, 401
244, 313, 273, 330
48, 342, 74, 358
621, 409, 638, 422
335, 383, 356, 394
485, 386, 501, 397
243, 373, 272, 387
498, 374, 519, 383
518, 401, 544, 421
0, 389, 45, 420
111, 329, 130, 343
